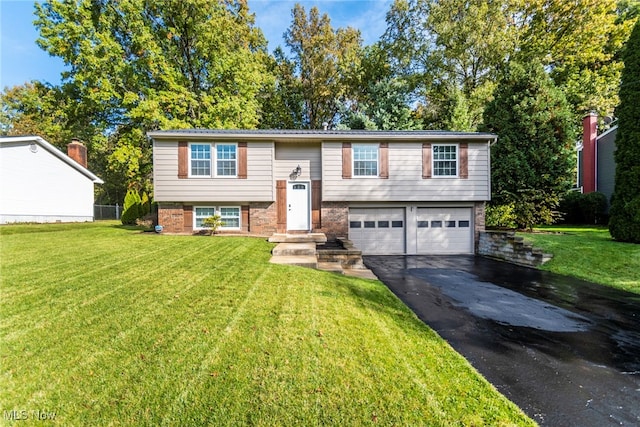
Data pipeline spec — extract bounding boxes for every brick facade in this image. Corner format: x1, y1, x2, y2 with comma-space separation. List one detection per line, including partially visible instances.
474, 201, 486, 252
316, 201, 349, 239
249, 202, 278, 235
158, 204, 186, 233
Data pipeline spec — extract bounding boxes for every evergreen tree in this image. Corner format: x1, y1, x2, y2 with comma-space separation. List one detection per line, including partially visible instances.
609, 19, 640, 242
121, 189, 142, 225
482, 61, 575, 229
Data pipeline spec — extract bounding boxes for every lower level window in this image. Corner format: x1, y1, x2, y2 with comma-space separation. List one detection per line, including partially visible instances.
195, 207, 216, 228
219, 207, 240, 229
194, 206, 240, 230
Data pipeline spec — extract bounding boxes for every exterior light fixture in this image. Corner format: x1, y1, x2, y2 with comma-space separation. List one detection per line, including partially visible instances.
289, 165, 302, 181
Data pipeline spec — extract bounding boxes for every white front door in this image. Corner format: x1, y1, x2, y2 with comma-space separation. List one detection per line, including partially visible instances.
287, 182, 310, 230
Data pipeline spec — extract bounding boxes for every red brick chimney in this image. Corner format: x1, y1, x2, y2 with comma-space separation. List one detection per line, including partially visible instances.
582, 113, 598, 193
67, 139, 88, 168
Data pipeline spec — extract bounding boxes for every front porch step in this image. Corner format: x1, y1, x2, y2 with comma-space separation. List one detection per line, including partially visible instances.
272, 242, 316, 257
268, 233, 327, 243
269, 255, 318, 269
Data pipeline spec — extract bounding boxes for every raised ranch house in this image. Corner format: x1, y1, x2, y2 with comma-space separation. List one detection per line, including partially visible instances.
149, 130, 496, 255
0, 136, 103, 224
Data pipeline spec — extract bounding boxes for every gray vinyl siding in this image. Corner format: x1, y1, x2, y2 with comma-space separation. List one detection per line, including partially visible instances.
274, 142, 322, 181
153, 140, 274, 202
322, 141, 490, 201
596, 128, 617, 206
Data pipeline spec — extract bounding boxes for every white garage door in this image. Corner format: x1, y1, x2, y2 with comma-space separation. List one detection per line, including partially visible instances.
349, 208, 405, 254
417, 208, 473, 254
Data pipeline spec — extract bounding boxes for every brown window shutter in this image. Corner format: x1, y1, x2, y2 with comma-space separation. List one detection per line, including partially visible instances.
342, 142, 352, 179
379, 142, 389, 179
422, 143, 432, 179
276, 180, 287, 233
183, 205, 193, 233
241, 205, 249, 232
459, 143, 468, 179
312, 180, 321, 229
178, 141, 188, 179
238, 142, 247, 179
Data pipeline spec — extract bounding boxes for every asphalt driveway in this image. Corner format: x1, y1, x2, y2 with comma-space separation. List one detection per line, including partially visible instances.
364, 255, 640, 426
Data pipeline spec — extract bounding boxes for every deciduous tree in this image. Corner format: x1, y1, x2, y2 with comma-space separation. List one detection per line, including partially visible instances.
34, 0, 271, 190
382, 0, 517, 130
283, 4, 362, 129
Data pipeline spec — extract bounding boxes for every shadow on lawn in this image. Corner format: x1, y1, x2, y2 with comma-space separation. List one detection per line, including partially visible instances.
332, 274, 433, 335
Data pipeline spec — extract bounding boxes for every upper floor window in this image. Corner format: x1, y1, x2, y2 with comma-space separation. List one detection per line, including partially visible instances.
189, 143, 237, 177
433, 144, 458, 177
216, 144, 237, 176
353, 144, 378, 176
190, 144, 211, 176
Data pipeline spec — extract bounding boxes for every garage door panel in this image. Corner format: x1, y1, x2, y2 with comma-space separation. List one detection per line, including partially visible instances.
417, 208, 473, 254
349, 208, 405, 255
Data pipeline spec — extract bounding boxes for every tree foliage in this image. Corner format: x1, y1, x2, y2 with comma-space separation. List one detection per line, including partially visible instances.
516, 0, 635, 120
382, 0, 637, 128
482, 61, 575, 229
609, 18, 640, 242
121, 188, 143, 225
282, 4, 363, 129
33, 0, 271, 193
383, 0, 518, 130
339, 45, 417, 130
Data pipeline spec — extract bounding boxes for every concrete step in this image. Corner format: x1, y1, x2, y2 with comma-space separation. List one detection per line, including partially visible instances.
272, 242, 316, 257
317, 261, 344, 273
269, 233, 327, 243
269, 255, 318, 269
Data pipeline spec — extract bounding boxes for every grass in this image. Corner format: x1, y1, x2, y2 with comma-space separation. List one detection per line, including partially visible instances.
0, 222, 533, 426
518, 225, 640, 294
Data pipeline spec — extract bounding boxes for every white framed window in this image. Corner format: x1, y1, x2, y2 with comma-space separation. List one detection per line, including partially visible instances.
216, 144, 237, 177
190, 143, 211, 177
193, 206, 241, 230
433, 144, 458, 177
218, 206, 240, 229
189, 143, 237, 177
353, 144, 378, 177
194, 206, 216, 228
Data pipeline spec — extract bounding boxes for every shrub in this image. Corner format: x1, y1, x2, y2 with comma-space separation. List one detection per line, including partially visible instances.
558, 191, 608, 224
485, 203, 517, 229
201, 215, 223, 235
121, 189, 142, 225
580, 192, 608, 224
140, 191, 151, 217
558, 191, 584, 224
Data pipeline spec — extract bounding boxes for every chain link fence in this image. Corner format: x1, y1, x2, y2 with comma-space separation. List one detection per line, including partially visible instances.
94, 204, 121, 220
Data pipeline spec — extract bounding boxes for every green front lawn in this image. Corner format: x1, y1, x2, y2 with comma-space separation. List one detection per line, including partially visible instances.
519, 226, 640, 294
0, 222, 532, 426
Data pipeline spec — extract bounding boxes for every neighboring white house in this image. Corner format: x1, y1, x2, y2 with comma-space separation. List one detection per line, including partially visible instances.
149, 129, 496, 255
0, 136, 104, 224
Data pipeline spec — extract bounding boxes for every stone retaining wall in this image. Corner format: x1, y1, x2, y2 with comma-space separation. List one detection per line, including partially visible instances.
478, 231, 552, 268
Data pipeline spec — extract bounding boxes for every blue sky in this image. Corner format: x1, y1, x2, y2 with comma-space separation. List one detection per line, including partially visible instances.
0, 0, 393, 90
